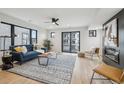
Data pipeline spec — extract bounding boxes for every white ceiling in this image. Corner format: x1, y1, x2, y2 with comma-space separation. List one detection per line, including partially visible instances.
0, 8, 122, 29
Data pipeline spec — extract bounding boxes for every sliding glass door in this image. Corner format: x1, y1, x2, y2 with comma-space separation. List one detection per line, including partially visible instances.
62, 31, 80, 53
62, 32, 71, 52
71, 32, 80, 53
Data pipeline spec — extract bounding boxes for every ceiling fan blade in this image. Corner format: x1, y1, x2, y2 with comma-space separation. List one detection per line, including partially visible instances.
44, 17, 59, 26
55, 18, 59, 22
55, 22, 59, 26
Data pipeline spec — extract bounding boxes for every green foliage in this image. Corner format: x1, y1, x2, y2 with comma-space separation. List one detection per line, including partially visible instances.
43, 39, 53, 51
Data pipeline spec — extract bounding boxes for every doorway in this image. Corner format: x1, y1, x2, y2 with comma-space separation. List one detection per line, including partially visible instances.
62, 31, 80, 53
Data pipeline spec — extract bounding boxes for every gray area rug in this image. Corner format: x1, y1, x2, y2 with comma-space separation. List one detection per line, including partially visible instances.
8, 53, 77, 84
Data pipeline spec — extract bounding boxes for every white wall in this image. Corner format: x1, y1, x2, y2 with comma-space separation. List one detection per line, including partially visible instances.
37, 30, 47, 46
0, 12, 47, 44
0, 12, 47, 65
47, 27, 103, 53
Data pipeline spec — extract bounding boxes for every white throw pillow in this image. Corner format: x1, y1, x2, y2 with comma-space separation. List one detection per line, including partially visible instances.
22, 46, 27, 54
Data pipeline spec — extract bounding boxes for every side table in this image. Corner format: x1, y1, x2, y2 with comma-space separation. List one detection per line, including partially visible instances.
2, 55, 13, 70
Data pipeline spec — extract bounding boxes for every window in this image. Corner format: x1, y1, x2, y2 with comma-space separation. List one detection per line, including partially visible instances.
89, 30, 97, 37
50, 32, 55, 38
31, 30, 37, 44
14, 26, 30, 45
0, 23, 11, 50
22, 33, 29, 45
0, 22, 37, 46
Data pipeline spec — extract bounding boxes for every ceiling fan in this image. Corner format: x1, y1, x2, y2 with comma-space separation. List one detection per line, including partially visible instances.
44, 18, 59, 26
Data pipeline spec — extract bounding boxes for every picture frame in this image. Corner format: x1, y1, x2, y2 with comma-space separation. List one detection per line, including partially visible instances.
103, 18, 119, 64
89, 30, 97, 37
50, 32, 55, 38
103, 18, 118, 47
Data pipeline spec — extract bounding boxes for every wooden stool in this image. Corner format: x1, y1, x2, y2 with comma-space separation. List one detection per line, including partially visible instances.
78, 52, 85, 58
90, 63, 124, 84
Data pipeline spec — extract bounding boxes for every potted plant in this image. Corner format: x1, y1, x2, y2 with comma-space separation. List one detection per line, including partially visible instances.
43, 39, 53, 51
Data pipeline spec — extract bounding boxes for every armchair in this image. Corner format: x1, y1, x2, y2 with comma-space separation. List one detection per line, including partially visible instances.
85, 48, 100, 59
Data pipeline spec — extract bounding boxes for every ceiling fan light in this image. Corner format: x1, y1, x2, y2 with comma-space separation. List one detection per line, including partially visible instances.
52, 22, 55, 24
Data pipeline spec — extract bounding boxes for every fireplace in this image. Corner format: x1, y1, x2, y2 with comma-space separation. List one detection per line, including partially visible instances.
104, 46, 119, 64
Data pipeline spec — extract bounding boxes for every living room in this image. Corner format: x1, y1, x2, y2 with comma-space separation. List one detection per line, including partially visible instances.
0, 8, 124, 84
1, 0, 124, 93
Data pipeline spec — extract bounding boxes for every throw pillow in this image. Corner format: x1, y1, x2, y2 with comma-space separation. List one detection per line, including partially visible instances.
14, 47, 23, 52
22, 46, 27, 54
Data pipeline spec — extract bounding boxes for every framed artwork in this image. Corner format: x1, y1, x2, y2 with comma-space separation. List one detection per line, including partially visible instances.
89, 30, 97, 37
103, 18, 119, 63
103, 18, 118, 47
50, 32, 55, 38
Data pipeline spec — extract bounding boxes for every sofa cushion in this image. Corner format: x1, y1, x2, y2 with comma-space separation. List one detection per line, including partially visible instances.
26, 45, 33, 52
23, 51, 39, 58
22, 46, 27, 54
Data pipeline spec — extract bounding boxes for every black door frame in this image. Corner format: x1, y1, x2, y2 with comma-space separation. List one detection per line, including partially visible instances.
61, 31, 80, 53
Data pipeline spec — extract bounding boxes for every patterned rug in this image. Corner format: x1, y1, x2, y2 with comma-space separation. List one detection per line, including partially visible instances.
8, 53, 77, 84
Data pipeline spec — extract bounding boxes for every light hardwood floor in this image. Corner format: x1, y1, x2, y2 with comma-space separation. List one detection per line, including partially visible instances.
0, 56, 112, 84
